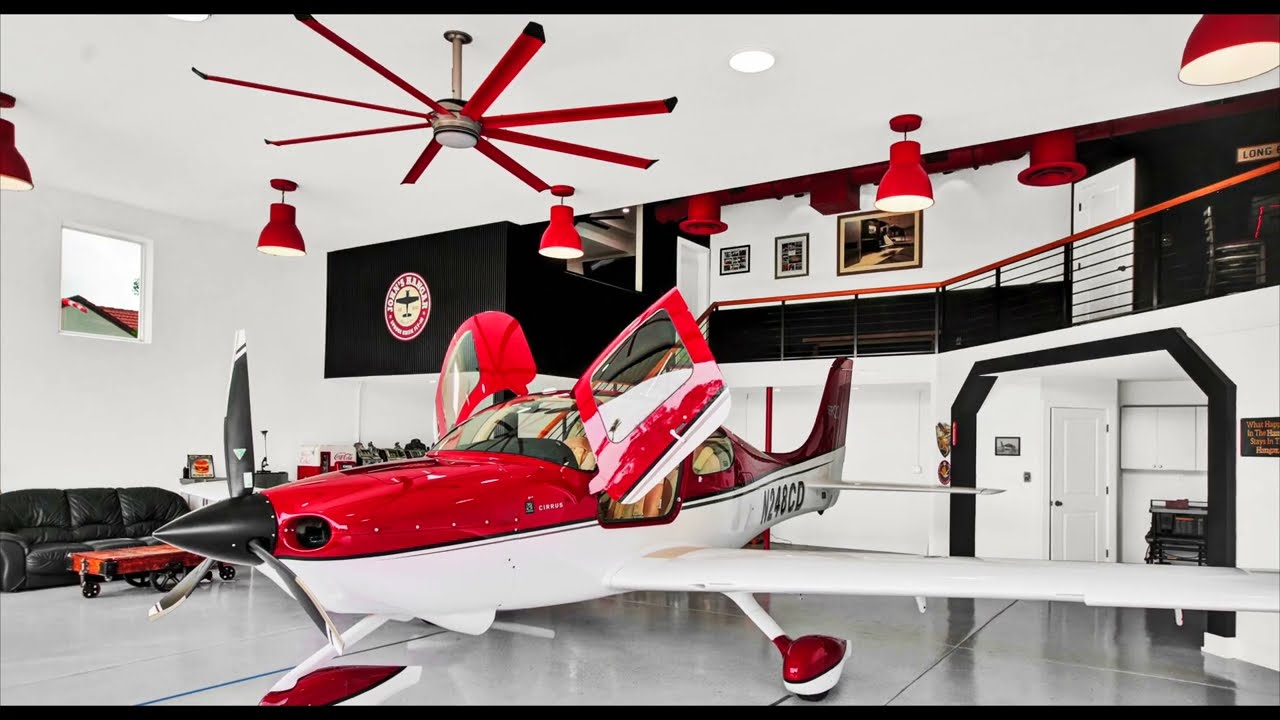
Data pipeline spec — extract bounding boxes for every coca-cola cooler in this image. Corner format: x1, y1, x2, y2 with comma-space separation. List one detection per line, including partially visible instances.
298, 444, 357, 480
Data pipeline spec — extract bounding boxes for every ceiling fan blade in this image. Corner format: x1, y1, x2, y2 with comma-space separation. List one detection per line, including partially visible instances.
401, 141, 443, 185
578, 217, 612, 230
473, 138, 550, 193
294, 14, 455, 117
461, 22, 545, 120
484, 128, 656, 169
192, 68, 433, 120
267, 122, 433, 147
483, 97, 677, 129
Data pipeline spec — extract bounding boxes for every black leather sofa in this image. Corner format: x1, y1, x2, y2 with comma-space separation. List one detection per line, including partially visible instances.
0, 487, 190, 592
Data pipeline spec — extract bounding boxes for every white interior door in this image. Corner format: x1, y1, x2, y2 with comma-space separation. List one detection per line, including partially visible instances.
1050, 407, 1109, 561
676, 238, 711, 319
1072, 159, 1136, 324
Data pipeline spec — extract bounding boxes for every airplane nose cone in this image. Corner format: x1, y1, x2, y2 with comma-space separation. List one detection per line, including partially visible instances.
155, 493, 278, 565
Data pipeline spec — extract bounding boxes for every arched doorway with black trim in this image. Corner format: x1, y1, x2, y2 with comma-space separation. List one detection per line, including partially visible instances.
947, 327, 1237, 638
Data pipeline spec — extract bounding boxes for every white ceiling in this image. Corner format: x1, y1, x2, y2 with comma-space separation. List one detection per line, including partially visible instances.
2, 14, 1276, 253
994, 351, 1190, 382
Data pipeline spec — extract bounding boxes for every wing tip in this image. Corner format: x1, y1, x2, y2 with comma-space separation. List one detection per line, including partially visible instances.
523, 21, 545, 43
664, 97, 678, 112
191, 67, 209, 80
294, 14, 314, 22
644, 158, 659, 170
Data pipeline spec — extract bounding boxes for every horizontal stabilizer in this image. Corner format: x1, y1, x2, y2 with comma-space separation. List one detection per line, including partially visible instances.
808, 481, 1004, 495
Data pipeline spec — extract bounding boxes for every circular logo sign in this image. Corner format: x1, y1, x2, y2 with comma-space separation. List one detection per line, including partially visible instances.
384, 272, 431, 342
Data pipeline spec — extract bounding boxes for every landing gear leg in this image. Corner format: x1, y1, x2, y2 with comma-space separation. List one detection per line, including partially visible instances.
723, 592, 849, 702
268, 614, 392, 693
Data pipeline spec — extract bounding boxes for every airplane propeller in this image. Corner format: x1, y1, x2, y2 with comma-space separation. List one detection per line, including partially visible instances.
247, 538, 345, 654
149, 330, 345, 655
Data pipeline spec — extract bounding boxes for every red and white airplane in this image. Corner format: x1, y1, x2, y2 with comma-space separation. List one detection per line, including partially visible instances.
152, 288, 1279, 706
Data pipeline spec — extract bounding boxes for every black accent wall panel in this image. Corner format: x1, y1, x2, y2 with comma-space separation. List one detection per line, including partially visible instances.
324, 223, 509, 378
505, 221, 654, 379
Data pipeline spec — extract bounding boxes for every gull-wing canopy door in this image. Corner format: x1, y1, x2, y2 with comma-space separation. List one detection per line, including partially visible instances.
572, 288, 729, 504
435, 312, 537, 436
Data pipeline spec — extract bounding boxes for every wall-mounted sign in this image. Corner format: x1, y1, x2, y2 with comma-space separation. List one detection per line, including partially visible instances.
1241, 417, 1279, 458
1236, 142, 1279, 164
384, 272, 431, 342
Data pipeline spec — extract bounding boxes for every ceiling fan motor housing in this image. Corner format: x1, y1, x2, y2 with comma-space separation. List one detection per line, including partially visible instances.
431, 100, 481, 149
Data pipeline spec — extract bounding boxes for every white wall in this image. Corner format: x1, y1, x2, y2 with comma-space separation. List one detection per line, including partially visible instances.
1119, 380, 1206, 405
722, 380, 937, 554
933, 285, 1280, 670
709, 159, 1071, 302
0, 185, 355, 493
974, 376, 1046, 559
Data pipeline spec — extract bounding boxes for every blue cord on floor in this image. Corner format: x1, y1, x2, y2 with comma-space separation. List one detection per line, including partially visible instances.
135, 666, 292, 706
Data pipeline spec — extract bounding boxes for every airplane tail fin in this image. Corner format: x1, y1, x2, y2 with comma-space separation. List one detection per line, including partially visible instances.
775, 357, 852, 463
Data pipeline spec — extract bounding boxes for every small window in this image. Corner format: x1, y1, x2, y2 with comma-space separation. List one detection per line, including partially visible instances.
598, 466, 680, 525
59, 227, 147, 341
691, 431, 733, 475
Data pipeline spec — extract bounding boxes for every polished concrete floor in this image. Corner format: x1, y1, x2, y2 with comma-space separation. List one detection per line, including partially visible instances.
1, 568, 1277, 705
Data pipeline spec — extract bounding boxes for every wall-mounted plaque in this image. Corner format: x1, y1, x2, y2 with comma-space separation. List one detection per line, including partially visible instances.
1241, 417, 1279, 458
186, 454, 215, 479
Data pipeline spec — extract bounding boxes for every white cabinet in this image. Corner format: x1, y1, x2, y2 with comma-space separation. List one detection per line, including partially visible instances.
1119, 406, 1200, 471
1120, 406, 1158, 470
1194, 406, 1208, 472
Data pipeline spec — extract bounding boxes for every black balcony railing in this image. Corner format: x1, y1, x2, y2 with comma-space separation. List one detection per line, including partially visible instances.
703, 162, 1279, 362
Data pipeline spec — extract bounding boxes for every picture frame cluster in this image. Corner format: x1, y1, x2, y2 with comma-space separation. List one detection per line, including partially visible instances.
716, 208, 924, 279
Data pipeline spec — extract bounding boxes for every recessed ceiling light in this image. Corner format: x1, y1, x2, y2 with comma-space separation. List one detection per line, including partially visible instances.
729, 49, 775, 74
621, 207, 631, 214
166, 14, 210, 22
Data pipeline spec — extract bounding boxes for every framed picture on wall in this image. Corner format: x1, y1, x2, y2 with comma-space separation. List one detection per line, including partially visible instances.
995, 436, 1021, 456
719, 245, 751, 276
835, 208, 923, 276
774, 233, 809, 279
186, 454, 215, 479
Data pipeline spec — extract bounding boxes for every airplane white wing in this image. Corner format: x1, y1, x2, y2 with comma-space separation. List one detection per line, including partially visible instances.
808, 481, 1004, 495
607, 546, 1280, 613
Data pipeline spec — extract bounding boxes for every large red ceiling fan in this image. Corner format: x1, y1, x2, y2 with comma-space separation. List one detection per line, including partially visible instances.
193, 15, 678, 192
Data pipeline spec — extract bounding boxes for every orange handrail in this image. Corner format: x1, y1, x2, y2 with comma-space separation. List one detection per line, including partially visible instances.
697, 160, 1280, 323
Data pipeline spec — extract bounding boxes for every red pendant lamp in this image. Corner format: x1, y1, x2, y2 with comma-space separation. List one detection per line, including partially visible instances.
0, 92, 34, 192
258, 179, 306, 256
1179, 14, 1280, 86
540, 185, 583, 259
875, 114, 933, 213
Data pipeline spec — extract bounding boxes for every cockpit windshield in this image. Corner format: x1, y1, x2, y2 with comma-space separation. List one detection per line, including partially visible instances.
430, 395, 598, 471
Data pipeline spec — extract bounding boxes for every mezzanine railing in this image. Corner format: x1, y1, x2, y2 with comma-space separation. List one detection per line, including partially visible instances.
701, 161, 1279, 361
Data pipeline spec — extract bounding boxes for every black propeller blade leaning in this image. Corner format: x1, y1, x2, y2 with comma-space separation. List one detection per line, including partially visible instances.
225, 329, 255, 500
148, 557, 216, 620
248, 539, 345, 654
